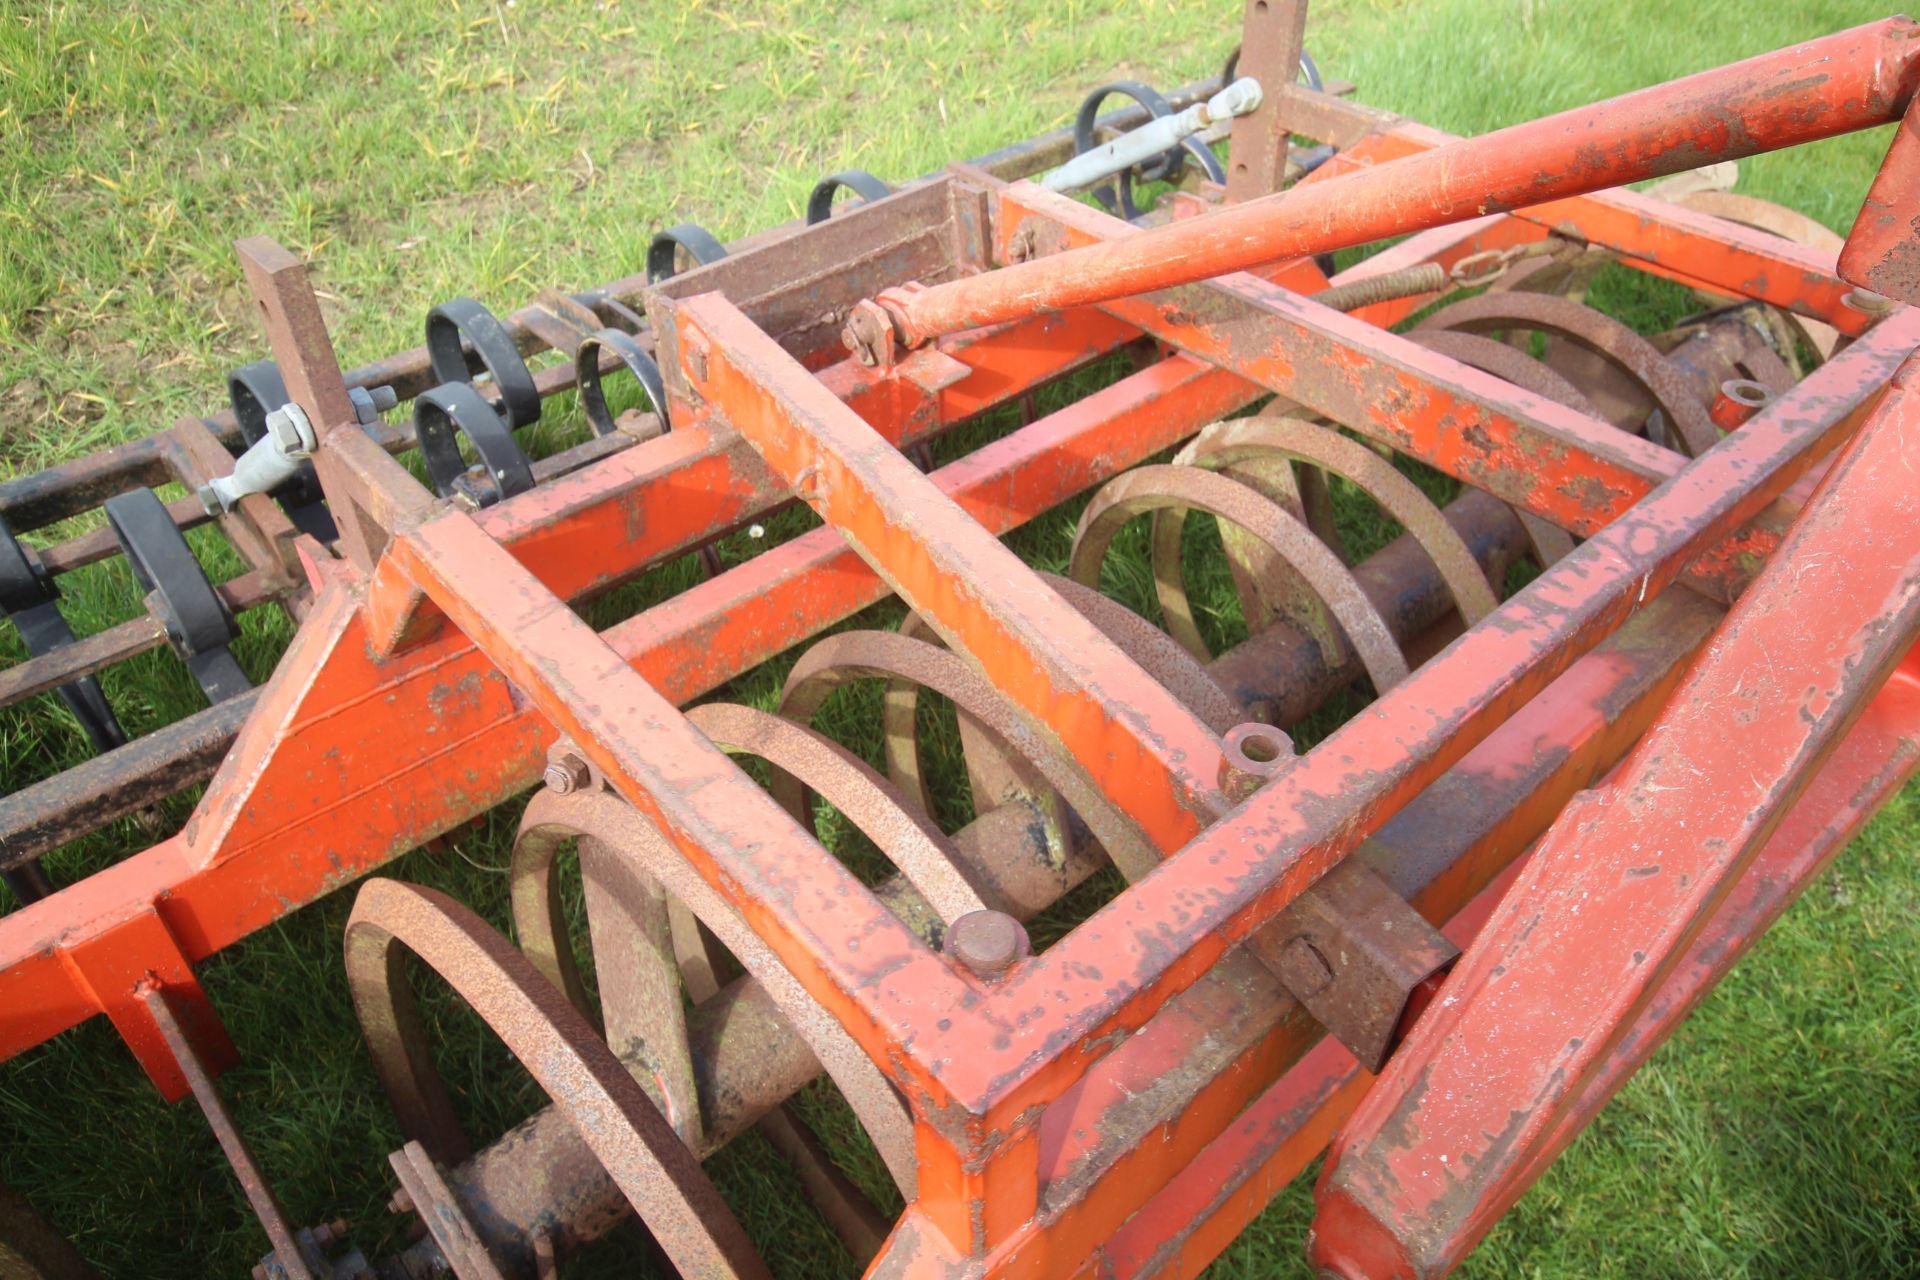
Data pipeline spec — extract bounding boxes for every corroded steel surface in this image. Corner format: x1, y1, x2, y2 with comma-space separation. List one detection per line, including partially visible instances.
3, 11, 1919, 1280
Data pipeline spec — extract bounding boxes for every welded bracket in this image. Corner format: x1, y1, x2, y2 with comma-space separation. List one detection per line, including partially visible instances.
1840, 92, 1920, 306
1250, 857, 1456, 1072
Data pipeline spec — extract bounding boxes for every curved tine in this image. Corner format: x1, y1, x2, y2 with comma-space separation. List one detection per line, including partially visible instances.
1148, 410, 1326, 659
1676, 190, 1842, 361
524, 789, 920, 1199
883, 611, 1077, 859
1405, 330, 1605, 419
1072, 466, 1411, 693
508, 813, 704, 1149
1040, 573, 1247, 733
344, 879, 771, 1280
1416, 290, 1719, 457
780, 630, 1164, 882
1401, 331, 1588, 569
880, 611, 942, 817
1184, 416, 1501, 626
685, 702, 989, 925
508, 818, 598, 1023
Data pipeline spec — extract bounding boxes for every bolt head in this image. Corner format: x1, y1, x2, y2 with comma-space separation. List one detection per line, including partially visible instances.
946, 910, 1028, 978
544, 752, 592, 795
1276, 936, 1335, 998
264, 402, 316, 454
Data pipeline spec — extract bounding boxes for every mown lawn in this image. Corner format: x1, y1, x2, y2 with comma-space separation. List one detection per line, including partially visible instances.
1, 1, 1915, 1277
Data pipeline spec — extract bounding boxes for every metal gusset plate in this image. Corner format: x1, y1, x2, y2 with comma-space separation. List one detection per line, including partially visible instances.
102, 488, 251, 706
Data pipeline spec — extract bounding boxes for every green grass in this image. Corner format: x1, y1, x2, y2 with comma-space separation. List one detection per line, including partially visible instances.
2, 1, 1917, 1277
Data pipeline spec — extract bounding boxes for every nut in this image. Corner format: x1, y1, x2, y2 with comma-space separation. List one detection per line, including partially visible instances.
543, 752, 592, 795
1005, 223, 1037, 264
348, 384, 399, 425
842, 298, 898, 369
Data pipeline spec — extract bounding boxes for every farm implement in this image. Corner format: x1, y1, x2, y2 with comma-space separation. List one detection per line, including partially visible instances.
3, 3, 1920, 1277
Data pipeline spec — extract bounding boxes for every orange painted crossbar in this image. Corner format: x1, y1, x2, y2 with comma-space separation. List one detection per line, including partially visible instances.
875, 17, 1920, 346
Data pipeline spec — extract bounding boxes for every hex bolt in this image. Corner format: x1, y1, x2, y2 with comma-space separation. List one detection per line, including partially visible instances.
387, 1188, 415, 1215
544, 752, 592, 795
945, 910, 1029, 978
348, 384, 400, 425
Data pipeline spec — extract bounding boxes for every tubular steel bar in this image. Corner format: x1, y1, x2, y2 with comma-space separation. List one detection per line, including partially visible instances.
5, 14, 1920, 1277
0, 338, 1260, 1079
1309, 360, 1920, 1280
1099, 661, 1920, 1280
674, 292, 1229, 856
869, 18, 1920, 347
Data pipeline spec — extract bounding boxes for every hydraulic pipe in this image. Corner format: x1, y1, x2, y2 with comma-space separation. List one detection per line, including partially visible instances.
873, 17, 1920, 347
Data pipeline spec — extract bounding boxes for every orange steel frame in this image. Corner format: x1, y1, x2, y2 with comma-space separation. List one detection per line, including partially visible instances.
6, 14, 1920, 1278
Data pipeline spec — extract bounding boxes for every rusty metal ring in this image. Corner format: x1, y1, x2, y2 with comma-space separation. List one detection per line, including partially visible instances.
1404, 331, 1604, 419
1417, 290, 1719, 457
1042, 573, 1247, 733
876, 580, 1242, 858
574, 327, 666, 438
686, 701, 989, 924
510, 792, 901, 1264
507, 789, 920, 1198
1676, 190, 1842, 361
781, 629, 1163, 882
1074, 465, 1410, 692
1396, 332, 1588, 568
509, 816, 704, 1150
876, 612, 1079, 887
805, 169, 892, 225
1149, 405, 1342, 657
342, 877, 771, 1280
1170, 415, 1500, 633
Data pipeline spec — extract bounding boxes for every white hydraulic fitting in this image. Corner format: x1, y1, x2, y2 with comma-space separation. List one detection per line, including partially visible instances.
197, 402, 318, 514
1039, 77, 1264, 195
